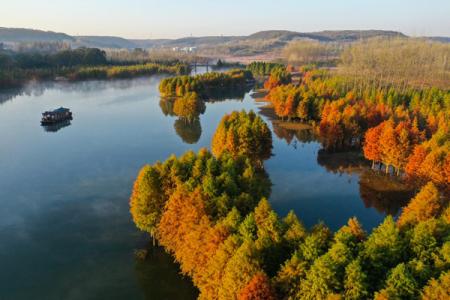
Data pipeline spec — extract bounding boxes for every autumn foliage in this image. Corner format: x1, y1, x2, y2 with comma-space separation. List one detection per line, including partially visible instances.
212, 110, 272, 166
238, 272, 276, 300
159, 69, 253, 98
397, 182, 444, 228
264, 67, 448, 187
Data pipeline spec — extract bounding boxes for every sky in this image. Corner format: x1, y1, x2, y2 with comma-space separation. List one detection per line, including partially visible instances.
1, 0, 449, 39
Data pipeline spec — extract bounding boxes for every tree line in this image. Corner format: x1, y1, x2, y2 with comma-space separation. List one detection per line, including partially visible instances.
130, 109, 450, 299
0, 47, 191, 88
339, 37, 450, 91
246, 62, 285, 77
265, 68, 448, 188
159, 69, 254, 99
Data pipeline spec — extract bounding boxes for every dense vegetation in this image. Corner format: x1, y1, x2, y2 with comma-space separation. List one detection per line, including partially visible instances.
264, 68, 292, 90
212, 110, 272, 166
0, 47, 190, 88
339, 37, 450, 90
69, 62, 189, 80
131, 111, 450, 299
130, 148, 271, 240
265, 68, 449, 188
283, 40, 342, 66
159, 69, 253, 99
246, 62, 285, 77
133, 40, 449, 297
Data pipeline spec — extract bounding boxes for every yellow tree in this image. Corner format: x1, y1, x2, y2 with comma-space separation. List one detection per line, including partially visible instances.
397, 182, 442, 228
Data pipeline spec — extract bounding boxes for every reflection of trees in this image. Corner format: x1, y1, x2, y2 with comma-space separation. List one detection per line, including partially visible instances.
359, 170, 413, 215
134, 244, 199, 300
159, 98, 175, 116
203, 84, 252, 102
317, 149, 367, 175
271, 121, 315, 146
160, 97, 206, 145
174, 118, 202, 144
159, 86, 251, 145
1, 77, 156, 105
257, 104, 315, 147
317, 149, 413, 215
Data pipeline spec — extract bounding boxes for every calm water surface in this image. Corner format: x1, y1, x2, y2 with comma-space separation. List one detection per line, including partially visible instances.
0, 73, 411, 299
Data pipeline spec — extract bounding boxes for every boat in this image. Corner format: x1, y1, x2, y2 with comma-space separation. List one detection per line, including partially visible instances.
41, 107, 73, 125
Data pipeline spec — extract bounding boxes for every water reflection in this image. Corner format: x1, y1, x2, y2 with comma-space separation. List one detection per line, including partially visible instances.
359, 170, 413, 215
174, 118, 202, 144
0, 75, 416, 299
134, 245, 199, 300
0, 77, 165, 105
317, 149, 413, 216
158, 85, 251, 145
255, 97, 414, 218
42, 119, 72, 132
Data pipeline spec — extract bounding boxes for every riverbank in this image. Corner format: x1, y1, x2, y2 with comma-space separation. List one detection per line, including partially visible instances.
0, 62, 191, 90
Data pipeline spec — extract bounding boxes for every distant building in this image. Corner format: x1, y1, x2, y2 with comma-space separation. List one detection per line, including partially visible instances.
172, 46, 197, 53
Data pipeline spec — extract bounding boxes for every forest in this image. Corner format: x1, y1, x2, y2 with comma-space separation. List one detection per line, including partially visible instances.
159, 69, 254, 98
130, 36, 449, 300
130, 110, 449, 300
0, 46, 190, 88
264, 38, 449, 190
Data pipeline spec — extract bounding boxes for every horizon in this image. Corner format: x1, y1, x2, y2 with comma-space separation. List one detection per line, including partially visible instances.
2, 26, 435, 40
1, 0, 449, 39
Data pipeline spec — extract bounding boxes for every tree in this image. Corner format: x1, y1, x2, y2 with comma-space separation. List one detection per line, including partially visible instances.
379, 120, 398, 174
157, 186, 207, 256
299, 254, 341, 299
129, 165, 165, 242
362, 216, 405, 286
274, 251, 308, 299
238, 272, 276, 300
375, 263, 418, 300
363, 123, 384, 169
421, 271, 450, 300
397, 182, 442, 228
283, 210, 307, 249
344, 259, 369, 300
219, 240, 263, 300
199, 235, 242, 300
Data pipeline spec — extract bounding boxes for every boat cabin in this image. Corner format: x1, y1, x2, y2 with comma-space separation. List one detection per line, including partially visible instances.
41, 107, 72, 125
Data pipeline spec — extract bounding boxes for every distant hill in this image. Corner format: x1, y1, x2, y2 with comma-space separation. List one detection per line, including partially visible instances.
0, 27, 447, 55
74, 36, 138, 49
0, 27, 74, 42
428, 36, 450, 43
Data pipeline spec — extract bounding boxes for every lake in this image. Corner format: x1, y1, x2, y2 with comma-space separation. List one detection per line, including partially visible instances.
0, 72, 412, 299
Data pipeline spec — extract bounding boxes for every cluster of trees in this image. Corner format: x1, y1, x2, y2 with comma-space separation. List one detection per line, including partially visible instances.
364, 120, 449, 187
246, 62, 285, 77
159, 69, 254, 98
283, 40, 342, 67
265, 68, 448, 186
69, 62, 189, 80
130, 148, 271, 241
0, 47, 107, 69
131, 101, 449, 298
212, 110, 273, 166
0, 47, 191, 88
264, 68, 292, 90
339, 37, 450, 90
159, 93, 206, 144
132, 155, 450, 299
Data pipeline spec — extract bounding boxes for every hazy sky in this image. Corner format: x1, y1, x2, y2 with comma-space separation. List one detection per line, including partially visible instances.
1, 0, 449, 38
